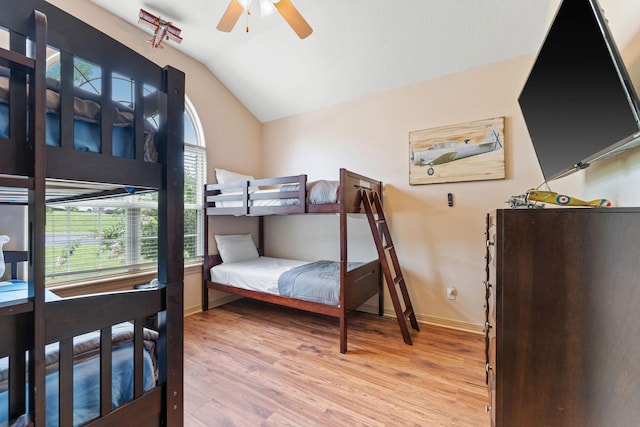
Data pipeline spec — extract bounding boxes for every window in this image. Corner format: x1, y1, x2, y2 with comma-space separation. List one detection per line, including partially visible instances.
184, 98, 207, 263
44, 56, 206, 284
45, 195, 158, 284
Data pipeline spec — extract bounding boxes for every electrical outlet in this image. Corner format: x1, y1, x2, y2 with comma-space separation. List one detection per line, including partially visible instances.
447, 287, 456, 300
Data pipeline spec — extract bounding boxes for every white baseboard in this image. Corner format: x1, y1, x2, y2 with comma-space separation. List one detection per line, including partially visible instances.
206, 294, 242, 310
184, 293, 241, 317
184, 304, 202, 317
358, 302, 483, 335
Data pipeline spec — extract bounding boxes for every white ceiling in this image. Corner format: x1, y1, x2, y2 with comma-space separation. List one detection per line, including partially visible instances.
90, 0, 640, 123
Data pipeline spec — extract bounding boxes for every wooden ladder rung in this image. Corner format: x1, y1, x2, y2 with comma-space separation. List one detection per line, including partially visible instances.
384, 243, 393, 251
403, 308, 414, 320
393, 275, 403, 285
375, 218, 385, 225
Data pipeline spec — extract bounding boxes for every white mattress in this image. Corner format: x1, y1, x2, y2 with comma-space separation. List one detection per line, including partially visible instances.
210, 256, 308, 295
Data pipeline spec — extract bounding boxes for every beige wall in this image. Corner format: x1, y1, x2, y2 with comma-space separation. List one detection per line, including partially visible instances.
260, 55, 545, 330
257, 25, 640, 331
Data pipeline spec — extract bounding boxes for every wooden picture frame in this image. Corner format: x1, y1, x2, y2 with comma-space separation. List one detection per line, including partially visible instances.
409, 117, 505, 185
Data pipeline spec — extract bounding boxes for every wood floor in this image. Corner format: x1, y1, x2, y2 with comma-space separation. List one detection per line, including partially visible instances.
184, 299, 489, 426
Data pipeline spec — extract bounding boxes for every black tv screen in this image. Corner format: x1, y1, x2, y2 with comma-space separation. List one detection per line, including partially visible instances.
519, 0, 640, 181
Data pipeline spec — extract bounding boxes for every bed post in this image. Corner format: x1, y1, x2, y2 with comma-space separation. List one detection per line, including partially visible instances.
202, 184, 210, 312
27, 10, 48, 424
258, 216, 265, 256
378, 189, 384, 317
339, 168, 348, 353
157, 65, 185, 427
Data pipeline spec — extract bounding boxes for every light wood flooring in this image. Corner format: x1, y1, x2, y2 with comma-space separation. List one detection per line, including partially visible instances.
184, 299, 489, 426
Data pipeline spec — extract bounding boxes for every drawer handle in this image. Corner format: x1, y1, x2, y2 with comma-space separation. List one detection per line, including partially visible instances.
485, 405, 491, 413
486, 363, 492, 373
484, 280, 493, 289
486, 240, 495, 247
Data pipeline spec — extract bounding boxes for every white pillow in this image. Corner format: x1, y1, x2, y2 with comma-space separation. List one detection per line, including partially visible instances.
215, 168, 259, 194
214, 234, 259, 263
0, 235, 9, 278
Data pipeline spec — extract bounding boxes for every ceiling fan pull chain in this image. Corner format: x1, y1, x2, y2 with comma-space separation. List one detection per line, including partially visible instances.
246, 3, 251, 32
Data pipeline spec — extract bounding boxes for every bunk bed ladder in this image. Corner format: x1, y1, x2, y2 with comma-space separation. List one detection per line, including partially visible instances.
361, 190, 419, 345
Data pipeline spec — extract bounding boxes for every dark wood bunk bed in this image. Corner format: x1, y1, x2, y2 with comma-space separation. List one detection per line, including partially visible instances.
202, 168, 384, 354
0, 1, 184, 425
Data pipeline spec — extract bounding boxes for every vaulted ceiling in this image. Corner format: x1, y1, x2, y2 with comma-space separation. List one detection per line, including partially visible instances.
90, 0, 640, 123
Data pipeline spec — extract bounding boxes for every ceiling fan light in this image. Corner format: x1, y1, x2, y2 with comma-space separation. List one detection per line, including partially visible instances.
259, 0, 278, 16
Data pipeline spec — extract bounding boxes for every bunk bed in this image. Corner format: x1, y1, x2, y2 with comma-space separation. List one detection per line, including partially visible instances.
0, 1, 184, 425
202, 168, 384, 354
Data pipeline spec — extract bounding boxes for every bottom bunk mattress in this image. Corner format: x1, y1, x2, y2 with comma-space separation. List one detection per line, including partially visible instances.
0, 281, 158, 427
210, 256, 363, 306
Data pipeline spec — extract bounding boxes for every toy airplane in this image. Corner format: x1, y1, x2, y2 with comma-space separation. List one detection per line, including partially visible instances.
138, 9, 183, 49
411, 127, 503, 176
508, 190, 612, 208
526, 190, 612, 207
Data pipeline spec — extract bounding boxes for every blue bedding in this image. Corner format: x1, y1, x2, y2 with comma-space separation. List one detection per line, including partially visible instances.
277, 260, 363, 305
0, 343, 156, 427
0, 281, 158, 426
0, 75, 156, 161
0, 279, 60, 303
0, 103, 135, 159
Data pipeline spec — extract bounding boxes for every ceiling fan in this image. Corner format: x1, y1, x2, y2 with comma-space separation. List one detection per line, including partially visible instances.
217, 0, 313, 39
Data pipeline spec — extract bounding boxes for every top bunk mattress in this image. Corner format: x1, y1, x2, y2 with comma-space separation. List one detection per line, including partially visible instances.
0, 72, 157, 162
205, 168, 382, 216
215, 180, 339, 208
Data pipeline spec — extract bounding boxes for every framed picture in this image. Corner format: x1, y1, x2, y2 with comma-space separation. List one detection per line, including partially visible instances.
409, 117, 505, 185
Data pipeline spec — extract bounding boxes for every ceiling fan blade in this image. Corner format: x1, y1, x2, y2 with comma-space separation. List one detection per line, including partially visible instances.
274, 0, 313, 39
217, 0, 244, 32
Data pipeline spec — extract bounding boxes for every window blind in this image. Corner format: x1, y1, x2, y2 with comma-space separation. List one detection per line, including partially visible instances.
45, 144, 206, 285
184, 142, 206, 263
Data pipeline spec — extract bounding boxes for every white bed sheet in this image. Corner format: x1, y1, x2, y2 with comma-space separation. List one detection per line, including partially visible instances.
210, 256, 308, 295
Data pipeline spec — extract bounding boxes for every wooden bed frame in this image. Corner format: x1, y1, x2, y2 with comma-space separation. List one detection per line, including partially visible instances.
202, 168, 384, 354
0, 1, 184, 425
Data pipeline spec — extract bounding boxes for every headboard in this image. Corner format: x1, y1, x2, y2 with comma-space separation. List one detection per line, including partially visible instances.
3, 250, 27, 280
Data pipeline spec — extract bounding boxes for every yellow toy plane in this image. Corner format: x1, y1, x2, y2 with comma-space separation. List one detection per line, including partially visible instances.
526, 190, 612, 207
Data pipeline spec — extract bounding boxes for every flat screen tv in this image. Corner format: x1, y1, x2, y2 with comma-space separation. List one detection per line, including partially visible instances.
519, 0, 640, 181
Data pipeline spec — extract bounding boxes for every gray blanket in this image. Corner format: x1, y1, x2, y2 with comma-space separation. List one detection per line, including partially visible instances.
278, 260, 362, 306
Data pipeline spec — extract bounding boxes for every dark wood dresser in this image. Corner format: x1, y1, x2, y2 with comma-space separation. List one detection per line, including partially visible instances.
484, 208, 640, 427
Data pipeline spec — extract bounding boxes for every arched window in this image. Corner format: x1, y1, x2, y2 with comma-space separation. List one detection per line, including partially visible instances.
183, 96, 207, 262
43, 52, 206, 284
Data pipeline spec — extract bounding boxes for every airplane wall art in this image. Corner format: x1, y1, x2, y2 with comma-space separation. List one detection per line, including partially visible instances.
409, 117, 505, 185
